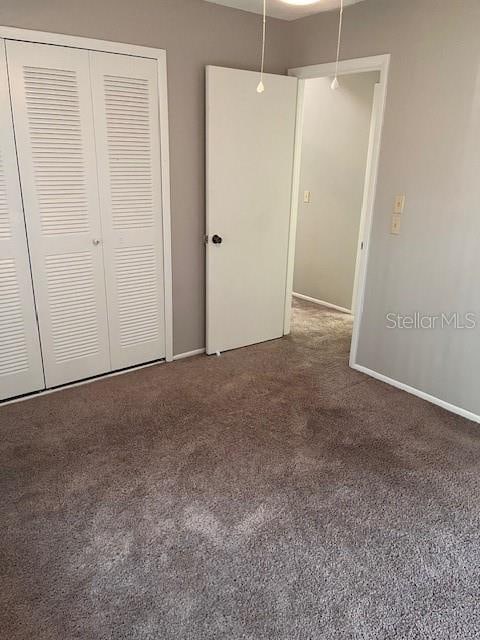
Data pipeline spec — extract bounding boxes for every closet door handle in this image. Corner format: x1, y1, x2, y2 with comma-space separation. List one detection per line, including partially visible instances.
92, 238, 101, 246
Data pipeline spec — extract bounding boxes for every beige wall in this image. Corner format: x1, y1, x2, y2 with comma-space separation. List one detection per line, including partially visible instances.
0, 0, 291, 355
294, 71, 378, 311
290, 0, 480, 415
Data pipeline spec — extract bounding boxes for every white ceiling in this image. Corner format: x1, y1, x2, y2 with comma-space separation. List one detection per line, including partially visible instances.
204, 0, 365, 21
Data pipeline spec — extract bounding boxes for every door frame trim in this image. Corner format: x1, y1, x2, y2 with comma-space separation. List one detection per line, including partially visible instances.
285, 54, 390, 369
0, 26, 174, 362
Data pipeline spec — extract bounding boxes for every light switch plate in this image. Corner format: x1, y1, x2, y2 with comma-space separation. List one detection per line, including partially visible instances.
394, 194, 405, 214
303, 190, 311, 204
391, 213, 401, 235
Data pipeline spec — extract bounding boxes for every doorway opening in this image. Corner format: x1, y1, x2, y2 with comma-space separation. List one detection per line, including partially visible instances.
284, 55, 390, 367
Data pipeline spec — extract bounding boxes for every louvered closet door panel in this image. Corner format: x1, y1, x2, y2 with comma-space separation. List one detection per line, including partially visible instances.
0, 40, 44, 400
90, 52, 165, 370
6, 41, 110, 388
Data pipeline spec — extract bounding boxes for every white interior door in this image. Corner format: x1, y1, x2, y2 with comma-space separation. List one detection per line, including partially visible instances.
0, 40, 44, 400
89, 51, 165, 369
6, 40, 110, 388
206, 66, 298, 354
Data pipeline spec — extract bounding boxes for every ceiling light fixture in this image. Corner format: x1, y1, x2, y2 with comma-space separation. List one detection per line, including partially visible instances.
257, 0, 267, 93
280, 1, 320, 5
331, 0, 344, 90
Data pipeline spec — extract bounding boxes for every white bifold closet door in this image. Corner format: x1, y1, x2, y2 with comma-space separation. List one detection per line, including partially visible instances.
0, 40, 44, 400
7, 41, 111, 388
89, 52, 165, 370
6, 41, 165, 389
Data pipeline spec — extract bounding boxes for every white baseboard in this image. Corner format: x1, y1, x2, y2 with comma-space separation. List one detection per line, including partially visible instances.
352, 363, 480, 424
4, 349, 208, 405
173, 348, 206, 361
293, 292, 352, 315
1, 358, 166, 407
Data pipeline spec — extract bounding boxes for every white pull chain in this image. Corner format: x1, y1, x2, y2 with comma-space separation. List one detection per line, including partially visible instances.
257, 0, 266, 93
331, 0, 344, 90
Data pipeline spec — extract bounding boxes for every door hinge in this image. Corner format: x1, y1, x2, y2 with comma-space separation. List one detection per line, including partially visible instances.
204, 234, 209, 245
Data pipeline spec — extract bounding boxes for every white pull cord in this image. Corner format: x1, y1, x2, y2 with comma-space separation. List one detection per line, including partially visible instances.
257, 0, 266, 93
331, 0, 344, 90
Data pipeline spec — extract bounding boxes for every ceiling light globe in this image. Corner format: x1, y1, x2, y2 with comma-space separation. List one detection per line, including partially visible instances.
279, 1, 321, 5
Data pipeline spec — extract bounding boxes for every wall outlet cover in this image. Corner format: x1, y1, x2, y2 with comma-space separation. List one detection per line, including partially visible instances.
394, 194, 405, 214
391, 213, 401, 235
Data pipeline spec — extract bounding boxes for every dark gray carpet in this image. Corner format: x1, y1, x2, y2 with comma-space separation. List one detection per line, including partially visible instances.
1, 299, 480, 640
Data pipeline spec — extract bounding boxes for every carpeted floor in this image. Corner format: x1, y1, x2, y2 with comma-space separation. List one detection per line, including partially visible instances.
1, 298, 480, 640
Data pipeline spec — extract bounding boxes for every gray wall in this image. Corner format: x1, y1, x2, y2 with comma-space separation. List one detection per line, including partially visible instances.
0, 0, 291, 355
2, 0, 480, 416
290, 0, 480, 416
294, 71, 378, 311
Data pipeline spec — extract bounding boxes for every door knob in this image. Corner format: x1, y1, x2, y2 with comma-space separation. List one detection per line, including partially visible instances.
212, 234, 223, 244
92, 238, 101, 246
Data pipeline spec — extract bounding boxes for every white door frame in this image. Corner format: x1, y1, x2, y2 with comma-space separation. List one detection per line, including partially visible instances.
0, 26, 174, 363
284, 54, 390, 369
